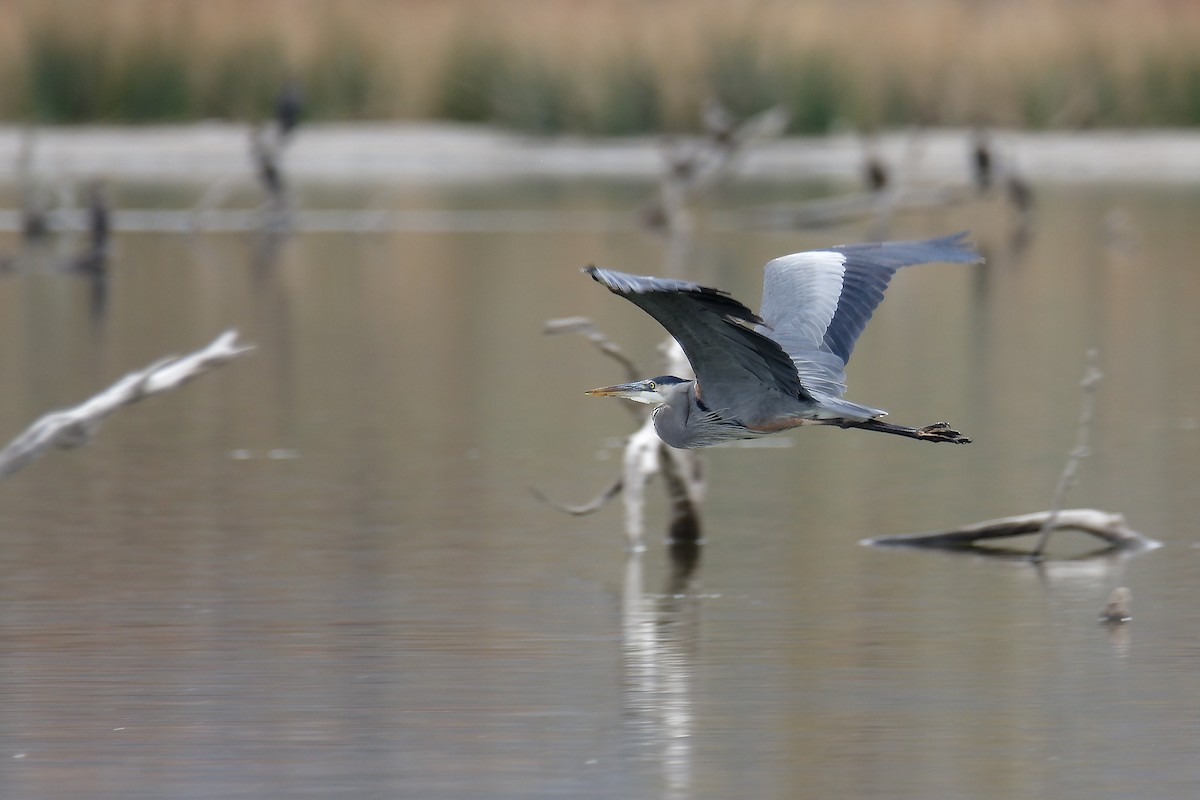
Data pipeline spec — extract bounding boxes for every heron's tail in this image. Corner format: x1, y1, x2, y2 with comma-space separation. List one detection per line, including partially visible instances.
806, 394, 886, 422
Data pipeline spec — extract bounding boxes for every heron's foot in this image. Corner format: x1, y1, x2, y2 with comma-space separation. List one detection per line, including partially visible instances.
917, 422, 971, 444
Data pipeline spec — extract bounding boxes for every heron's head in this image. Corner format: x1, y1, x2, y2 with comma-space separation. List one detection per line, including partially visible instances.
585, 375, 689, 405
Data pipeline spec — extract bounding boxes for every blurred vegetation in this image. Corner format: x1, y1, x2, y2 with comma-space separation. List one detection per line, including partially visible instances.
2, 0, 1200, 132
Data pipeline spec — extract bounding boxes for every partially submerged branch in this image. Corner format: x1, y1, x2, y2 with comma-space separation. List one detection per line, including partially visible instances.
862, 509, 1159, 554
1100, 586, 1133, 624
250, 125, 290, 230
659, 442, 704, 543
620, 415, 670, 549
536, 325, 704, 548
865, 349, 1153, 561
0, 330, 253, 481
614, 339, 704, 549
1032, 349, 1103, 556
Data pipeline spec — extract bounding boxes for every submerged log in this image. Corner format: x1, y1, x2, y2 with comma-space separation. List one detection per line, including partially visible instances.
868, 351, 1158, 560
0, 330, 253, 481
861, 508, 1158, 554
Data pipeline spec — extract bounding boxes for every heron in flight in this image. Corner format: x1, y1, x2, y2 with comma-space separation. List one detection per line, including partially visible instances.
585, 233, 980, 449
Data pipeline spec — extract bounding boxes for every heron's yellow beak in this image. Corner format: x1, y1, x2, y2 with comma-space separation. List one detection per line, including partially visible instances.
586, 381, 664, 405
585, 383, 637, 398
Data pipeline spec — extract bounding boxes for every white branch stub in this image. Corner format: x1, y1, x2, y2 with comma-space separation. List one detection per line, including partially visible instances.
0, 330, 253, 481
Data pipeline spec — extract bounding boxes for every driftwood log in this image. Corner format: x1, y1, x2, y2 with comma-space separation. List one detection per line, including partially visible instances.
0, 330, 253, 481
861, 509, 1158, 554
865, 351, 1156, 559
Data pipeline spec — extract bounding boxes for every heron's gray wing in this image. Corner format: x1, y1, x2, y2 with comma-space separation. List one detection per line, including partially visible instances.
757, 233, 981, 398
585, 266, 807, 414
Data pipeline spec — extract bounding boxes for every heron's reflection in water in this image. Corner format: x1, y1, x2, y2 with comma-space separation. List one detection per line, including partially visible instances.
621, 540, 702, 800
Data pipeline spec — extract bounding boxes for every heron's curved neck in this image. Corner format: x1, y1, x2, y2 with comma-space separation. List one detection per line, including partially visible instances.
650, 380, 698, 449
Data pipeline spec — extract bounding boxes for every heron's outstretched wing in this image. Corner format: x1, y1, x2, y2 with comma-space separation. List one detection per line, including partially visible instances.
585, 266, 807, 415
757, 233, 981, 398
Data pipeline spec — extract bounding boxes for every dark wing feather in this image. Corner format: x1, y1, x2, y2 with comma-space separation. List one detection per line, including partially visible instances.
585, 266, 807, 415
822, 233, 981, 363
758, 233, 981, 398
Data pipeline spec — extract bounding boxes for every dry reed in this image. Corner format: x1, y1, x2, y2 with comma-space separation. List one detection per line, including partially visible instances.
2, 0, 1199, 131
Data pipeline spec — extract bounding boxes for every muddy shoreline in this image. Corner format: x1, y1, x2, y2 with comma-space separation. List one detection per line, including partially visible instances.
1, 123, 1198, 185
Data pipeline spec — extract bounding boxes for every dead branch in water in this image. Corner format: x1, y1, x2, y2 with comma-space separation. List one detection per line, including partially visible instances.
619, 414, 674, 549
861, 509, 1158, 553
0, 330, 253, 481
865, 350, 1157, 558
1032, 349, 1103, 556
534, 332, 704, 550
250, 125, 291, 231
659, 439, 704, 543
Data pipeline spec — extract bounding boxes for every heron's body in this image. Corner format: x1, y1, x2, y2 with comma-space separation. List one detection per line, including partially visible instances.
642, 376, 878, 449
585, 233, 981, 449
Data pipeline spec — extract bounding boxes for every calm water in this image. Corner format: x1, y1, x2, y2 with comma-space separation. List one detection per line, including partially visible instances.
0, 176, 1198, 799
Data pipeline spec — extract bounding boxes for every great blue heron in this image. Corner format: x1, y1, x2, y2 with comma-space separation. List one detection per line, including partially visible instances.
584, 233, 980, 449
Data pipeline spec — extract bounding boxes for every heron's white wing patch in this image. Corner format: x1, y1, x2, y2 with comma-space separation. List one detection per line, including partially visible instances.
759, 250, 846, 349
758, 250, 849, 396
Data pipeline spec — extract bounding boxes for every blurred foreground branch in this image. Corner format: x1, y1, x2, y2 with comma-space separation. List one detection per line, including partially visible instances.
0, 330, 253, 481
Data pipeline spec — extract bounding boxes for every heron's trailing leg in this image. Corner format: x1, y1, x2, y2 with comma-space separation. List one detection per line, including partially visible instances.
834, 418, 971, 444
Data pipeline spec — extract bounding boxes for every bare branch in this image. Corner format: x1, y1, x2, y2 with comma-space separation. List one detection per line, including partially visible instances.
249, 125, 291, 231
1032, 349, 1103, 556
0, 330, 254, 481
543, 316, 642, 382
863, 352, 1154, 561
1100, 587, 1132, 624
530, 476, 623, 516
862, 509, 1159, 554
659, 443, 704, 543
621, 416, 666, 550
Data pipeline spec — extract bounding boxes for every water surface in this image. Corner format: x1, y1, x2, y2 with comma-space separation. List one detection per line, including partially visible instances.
0, 177, 1196, 799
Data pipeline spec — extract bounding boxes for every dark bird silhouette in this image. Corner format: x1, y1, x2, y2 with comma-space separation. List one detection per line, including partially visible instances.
1005, 173, 1034, 214
275, 77, 304, 141
971, 130, 993, 193
250, 125, 286, 203
70, 179, 111, 277
864, 154, 889, 193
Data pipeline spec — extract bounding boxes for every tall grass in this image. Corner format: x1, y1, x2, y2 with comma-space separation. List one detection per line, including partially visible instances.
1, 0, 1199, 132
200, 37, 289, 121
24, 27, 110, 122
590, 56, 661, 135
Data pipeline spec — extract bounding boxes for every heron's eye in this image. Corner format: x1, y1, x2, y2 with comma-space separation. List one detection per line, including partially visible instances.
645, 381, 656, 391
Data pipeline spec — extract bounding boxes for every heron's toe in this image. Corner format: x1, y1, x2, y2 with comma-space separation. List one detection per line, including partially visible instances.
917, 422, 972, 444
